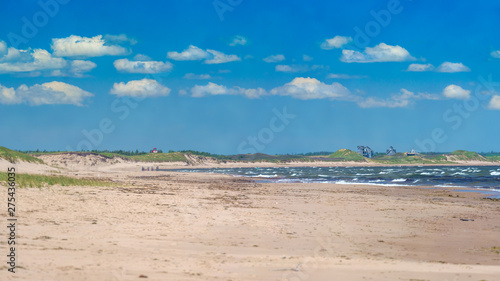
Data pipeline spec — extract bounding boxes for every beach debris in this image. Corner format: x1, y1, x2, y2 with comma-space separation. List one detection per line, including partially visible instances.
459, 218, 475, 221
138, 274, 148, 278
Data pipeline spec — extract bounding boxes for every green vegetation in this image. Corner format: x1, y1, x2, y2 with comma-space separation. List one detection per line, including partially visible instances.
448, 150, 487, 161
0, 147, 44, 164
126, 152, 188, 162
371, 152, 451, 164
0, 172, 114, 188
328, 149, 366, 162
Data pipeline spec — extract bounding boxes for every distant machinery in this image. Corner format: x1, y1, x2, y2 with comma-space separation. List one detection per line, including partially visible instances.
357, 146, 374, 158
386, 146, 397, 156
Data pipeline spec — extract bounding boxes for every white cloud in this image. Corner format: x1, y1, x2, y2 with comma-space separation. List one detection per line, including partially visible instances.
491, 51, 500, 59
110, 79, 170, 98
407, 63, 435, 72
0, 41, 7, 57
103, 34, 137, 45
270, 77, 351, 100
488, 95, 500, 110
320, 36, 352, 50
0, 48, 67, 73
189, 82, 266, 99
113, 58, 173, 73
133, 54, 151, 61
436, 62, 470, 73
357, 89, 439, 108
205, 49, 241, 64
184, 73, 212, 79
0, 81, 93, 106
70, 60, 97, 77
191, 82, 228, 97
263, 54, 285, 63
167, 45, 209, 61
52, 35, 130, 57
275, 64, 326, 73
443, 84, 470, 99
327, 73, 367, 79
167, 45, 240, 64
229, 35, 247, 46
341, 43, 415, 63
302, 54, 313, 61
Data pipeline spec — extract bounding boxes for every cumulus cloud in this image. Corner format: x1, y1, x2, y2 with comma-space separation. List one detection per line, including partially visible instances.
491, 51, 500, 59
69, 60, 97, 77
0, 43, 97, 77
0, 48, 67, 73
167, 45, 210, 61
229, 35, 247, 46
167, 45, 240, 64
205, 49, 241, 64
275, 64, 326, 73
341, 43, 415, 63
436, 62, 471, 73
184, 73, 212, 79
0, 81, 93, 106
488, 95, 500, 109
357, 89, 439, 108
52, 35, 130, 57
103, 34, 137, 45
110, 79, 170, 98
0, 41, 7, 57
320, 36, 352, 50
327, 73, 367, 79
302, 55, 313, 61
443, 84, 470, 99
263, 54, 285, 63
270, 77, 351, 100
113, 58, 173, 73
407, 63, 435, 72
189, 82, 266, 99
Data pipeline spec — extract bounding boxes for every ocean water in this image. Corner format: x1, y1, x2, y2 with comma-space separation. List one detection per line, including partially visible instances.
170, 166, 500, 194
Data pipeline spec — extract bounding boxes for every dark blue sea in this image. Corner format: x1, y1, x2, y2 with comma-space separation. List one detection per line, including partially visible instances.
170, 166, 500, 196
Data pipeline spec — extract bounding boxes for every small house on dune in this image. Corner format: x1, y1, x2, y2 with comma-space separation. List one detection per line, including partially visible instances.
357, 146, 374, 158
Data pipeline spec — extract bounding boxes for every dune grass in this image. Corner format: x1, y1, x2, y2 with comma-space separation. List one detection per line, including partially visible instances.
0, 172, 115, 188
0, 147, 44, 164
328, 149, 366, 162
449, 150, 487, 161
127, 152, 188, 162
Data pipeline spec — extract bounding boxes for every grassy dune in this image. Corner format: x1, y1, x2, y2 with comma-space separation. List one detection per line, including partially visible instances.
0, 172, 115, 188
328, 149, 366, 162
0, 147, 44, 164
449, 150, 487, 161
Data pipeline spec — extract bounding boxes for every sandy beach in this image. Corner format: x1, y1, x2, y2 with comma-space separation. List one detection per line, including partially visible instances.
1, 164, 500, 280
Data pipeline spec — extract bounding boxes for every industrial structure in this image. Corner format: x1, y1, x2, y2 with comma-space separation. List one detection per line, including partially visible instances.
357, 146, 374, 158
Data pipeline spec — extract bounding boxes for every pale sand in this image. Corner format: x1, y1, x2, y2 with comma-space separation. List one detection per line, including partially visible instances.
1, 167, 499, 281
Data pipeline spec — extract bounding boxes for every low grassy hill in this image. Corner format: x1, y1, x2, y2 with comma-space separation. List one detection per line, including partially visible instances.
0, 147, 44, 164
448, 150, 487, 162
372, 152, 451, 164
328, 149, 366, 162
126, 152, 188, 162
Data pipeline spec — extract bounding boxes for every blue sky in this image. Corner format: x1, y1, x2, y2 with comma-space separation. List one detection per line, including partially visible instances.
1, 0, 500, 154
